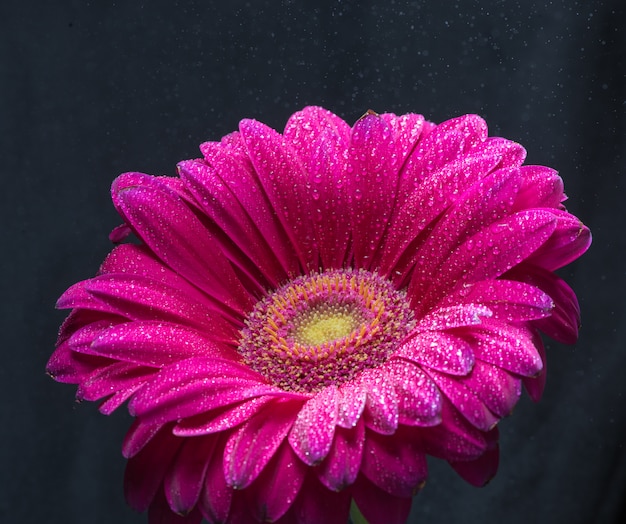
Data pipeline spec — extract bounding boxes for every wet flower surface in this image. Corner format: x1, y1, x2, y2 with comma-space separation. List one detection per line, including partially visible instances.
48, 107, 590, 524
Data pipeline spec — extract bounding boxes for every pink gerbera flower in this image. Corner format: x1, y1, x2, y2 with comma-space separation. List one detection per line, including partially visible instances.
48, 107, 591, 524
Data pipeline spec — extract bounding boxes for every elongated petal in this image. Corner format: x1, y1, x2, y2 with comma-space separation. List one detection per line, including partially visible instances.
415, 304, 492, 331
291, 474, 352, 524
351, 475, 414, 524
124, 425, 182, 512
513, 165, 565, 210
359, 368, 399, 434
239, 119, 318, 272
199, 436, 232, 524
442, 279, 554, 322
347, 113, 399, 269
361, 426, 427, 497
317, 419, 365, 491
112, 172, 254, 315
246, 442, 306, 522
522, 331, 547, 401
283, 106, 352, 269
449, 427, 499, 486
122, 419, 164, 458
288, 386, 339, 465
469, 321, 543, 377
395, 331, 475, 375
386, 359, 442, 426
224, 400, 302, 489
427, 369, 499, 431
165, 435, 216, 515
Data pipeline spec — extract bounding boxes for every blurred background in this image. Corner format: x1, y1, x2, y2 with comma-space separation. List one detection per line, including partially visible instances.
1, 1, 624, 522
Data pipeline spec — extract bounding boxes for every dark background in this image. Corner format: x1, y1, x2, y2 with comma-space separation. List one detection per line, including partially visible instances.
2, 1, 624, 523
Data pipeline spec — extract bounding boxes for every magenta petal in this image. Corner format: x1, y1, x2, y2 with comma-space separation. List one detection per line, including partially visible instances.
239, 118, 319, 272
415, 209, 557, 312
459, 360, 522, 418
426, 369, 499, 431
289, 385, 339, 465
449, 427, 500, 486
395, 331, 475, 375
513, 165, 565, 210
178, 159, 285, 288
508, 264, 581, 344
361, 426, 427, 497
173, 396, 274, 437
317, 418, 365, 491
347, 113, 400, 269
199, 437, 233, 524
128, 358, 286, 424
527, 209, 592, 271
122, 419, 164, 458
148, 490, 203, 524
470, 321, 543, 377
442, 279, 554, 322
200, 132, 301, 279
415, 304, 492, 331
164, 435, 216, 515
385, 360, 442, 426
522, 331, 547, 402
283, 106, 352, 269
292, 474, 352, 524
352, 475, 414, 524
224, 400, 302, 489
359, 368, 399, 434
420, 400, 487, 461
124, 425, 182, 512
336, 382, 367, 428
89, 321, 234, 367
77, 360, 153, 404
246, 442, 307, 522
380, 112, 427, 165
111, 172, 254, 315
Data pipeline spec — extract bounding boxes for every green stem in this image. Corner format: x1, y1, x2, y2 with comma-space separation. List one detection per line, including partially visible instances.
349, 499, 370, 524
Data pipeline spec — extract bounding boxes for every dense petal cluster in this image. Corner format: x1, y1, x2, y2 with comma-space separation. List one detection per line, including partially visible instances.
48, 107, 590, 524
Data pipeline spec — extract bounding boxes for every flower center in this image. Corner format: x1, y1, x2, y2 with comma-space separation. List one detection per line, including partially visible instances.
237, 269, 414, 392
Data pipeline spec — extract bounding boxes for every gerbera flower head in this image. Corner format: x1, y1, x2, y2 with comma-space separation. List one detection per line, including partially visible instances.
48, 107, 590, 524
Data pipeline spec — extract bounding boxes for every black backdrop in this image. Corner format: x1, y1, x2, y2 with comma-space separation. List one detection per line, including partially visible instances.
2, 1, 625, 523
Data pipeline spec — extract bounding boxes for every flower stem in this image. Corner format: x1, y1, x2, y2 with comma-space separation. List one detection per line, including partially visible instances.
349, 500, 370, 524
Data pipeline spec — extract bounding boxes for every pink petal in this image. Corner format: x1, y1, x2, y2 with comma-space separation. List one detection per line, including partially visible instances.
148, 490, 203, 524
200, 132, 300, 278
360, 426, 427, 497
46, 338, 107, 383
426, 369, 499, 431
346, 112, 400, 269
385, 360, 442, 426
359, 368, 399, 435
164, 435, 217, 515
283, 106, 352, 269
291, 473, 352, 524
124, 425, 182, 512
458, 360, 522, 418
77, 359, 153, 404
469, 320, 543, 377
245, 442, 307, 522
513, 165, 565, 210
173, 396, 274, 437
449, 427, 500, 486
522, 329, 548, 402
526, 209, 592, 271
395, 331, 475, 375
239, 118, 319, 272
316, 419, 365, 491
223, 399, 302, 489
87, 321, 234, 367
415, 303, 492, 331
379, 112, 427, 166
442, 279, 554, 322
288, 385, 339, 465
178, 158, 285, 288
111, 172, 254, 316
199, 436, 233, 524
420, 400, 487, 461
351, 475, 414, 524
414, 209, 557, 313
122, 419, 164, 458
128, 358, 288, 424
508, 264, 581, 344
336, 382, 367, 429
405, 166, 522, 301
